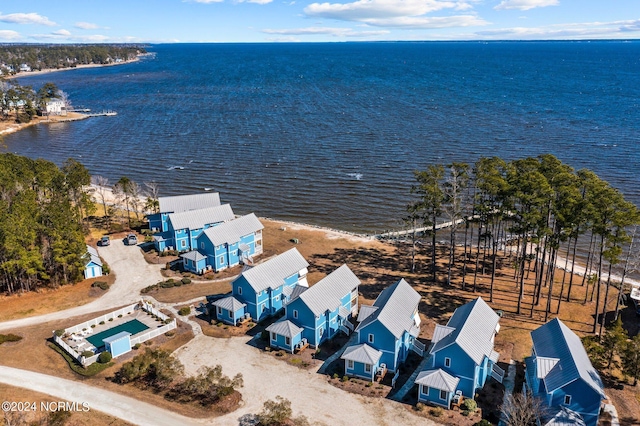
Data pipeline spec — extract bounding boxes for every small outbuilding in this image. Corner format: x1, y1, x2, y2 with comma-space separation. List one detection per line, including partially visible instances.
212, 296, 247, 325
84, 246, 103, 279
103, 331, 132, 358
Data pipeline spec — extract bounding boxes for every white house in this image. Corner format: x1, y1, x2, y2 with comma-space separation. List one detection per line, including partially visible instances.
44, 99, 67, 116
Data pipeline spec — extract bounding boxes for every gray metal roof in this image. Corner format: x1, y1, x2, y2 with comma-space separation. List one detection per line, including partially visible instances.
295, 264, 361, 317
239, 248, 309, 293
266, 319, 304, 338
86, 245, 102, 266
355, 279, 421, 339
543, 407, 586, 426
357, 305, 378, 322
531, 318, 605, 398
158, 192, 221, 214
414, 369, 460, 392
168, 204, 234, 231
429, 297, 500, 366
180, 250, 207, 262
103, 331, 131, 344
431, 324, 455, 344
201, 213, 264, 247
341, 343, 382, 365
338, 306, 350, 319
212, 296, 246, 312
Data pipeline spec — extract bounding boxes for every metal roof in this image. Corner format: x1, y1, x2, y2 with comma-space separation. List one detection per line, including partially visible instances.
431, 324, 455, 344
266, 319, 304, 338
341, 343, 383, 365
212, 296, 246, 312
414, 369, 460, 392
429, 297, 500, 366
180, 250, 207, 262
103, 331, 131, 344
338, 306, 350, 319
295, 264, 361, 317
535, 356, 560, 379
357, 305, 378, 323
543, 407, 586, 426
531, 318, 605, 398
201, 213, 264, 247
168, 204, 234, 231
355, 279, 421, 339
158, 193, 221, 214
239, 248, 309, 293
86, 245, 102, 266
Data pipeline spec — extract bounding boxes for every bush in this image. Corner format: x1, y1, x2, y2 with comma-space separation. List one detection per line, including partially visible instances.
98, 351, 112, 364
181, 277, 191, 285
54, 329, 65, 337
332, 373, 339, 379
99, 321, 105, 325
81, 350, 94, 358
165, 331, 175, 337
0, 333, 22, 345
133, 343, 142, 350
178, 307, 191, 316
415, 402, 425, 412
141, 284, 158, 294
462, 398, 478, 412
257, 396, 292, 426
366, 382, 372, 387
474, 420, 493, 426
341, 375, 349, 382
429, 406, 443, 417
91, 324, 96, 328
118, 314, 123, 318
173, 280, 182, 287
164, 318, 174, 325
108, 318, 113, 322
92, 281, 109, 290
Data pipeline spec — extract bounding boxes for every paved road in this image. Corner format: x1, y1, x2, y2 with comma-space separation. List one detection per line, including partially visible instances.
0, 240, 164, 332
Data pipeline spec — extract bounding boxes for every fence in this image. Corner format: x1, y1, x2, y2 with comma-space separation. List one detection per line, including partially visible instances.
130, 320, 177, 346
141, 300, 170, 321
65, 303, 139, 334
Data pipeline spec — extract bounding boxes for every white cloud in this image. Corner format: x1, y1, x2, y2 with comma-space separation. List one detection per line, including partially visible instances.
237, 0, 274, 4
0, 30, 21, 40
473, 19, 640, 40
262, 26, 389, 36
0, 12, 56, 26
363, 15, 488, 28
494, 0, 558, 11
52, 29, 71, 36
189, 0, 224, 3
75, 22, 99, 30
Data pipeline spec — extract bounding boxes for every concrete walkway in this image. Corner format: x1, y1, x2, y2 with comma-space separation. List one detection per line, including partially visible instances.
391, 354, 431, 402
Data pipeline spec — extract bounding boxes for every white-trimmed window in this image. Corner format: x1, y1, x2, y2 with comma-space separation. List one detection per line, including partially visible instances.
219, 256, 224, 264
422, 385, 430, 396
285, 337, 291, 346
217, 306, 222, 315
270, 332, 276, 341
364, 364, 371, 373
238, 287, 242, 295
348, 360, 354, 369
439, 390, 447, 401
200, 242, 205, 249
368, 334, 374, 344
319, 326, 324, 336
445, 357, 451, 368
293, 310, 298, 319
181, 240, 186, 248
564, 395, 571, 405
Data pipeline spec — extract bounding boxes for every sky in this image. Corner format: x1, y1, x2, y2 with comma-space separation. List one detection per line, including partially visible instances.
0, 0, 639, 43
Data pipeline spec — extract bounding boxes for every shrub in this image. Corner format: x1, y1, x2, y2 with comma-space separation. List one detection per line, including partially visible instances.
332, 373, 339, 379
429, 406, 443, 417
173, 280, 182, 287
99, 321, 105, 325
366, 382, 372, 387
474, 420, 493, 426
341, 376, 349, 382
164, 318, 173, 325
118, 314, 123, 318
54, 329, 65, 337
275, 351, 284, 357
181, 277, 191, 285
462, 410, 470, 417
108, 318, 113, 322
133, 343, 142, 350
0, 333, 22, 345
98, 351, 112, 364
141, 284, 158, 294
257, 396, 292, 426
81, 350, 94, 358
165, 331, 176, 337
415, 402, 425, 412
91, 324, 96, 328
92, 281, 109, 290
462, 398, 478, 412
178, 307, 191, 316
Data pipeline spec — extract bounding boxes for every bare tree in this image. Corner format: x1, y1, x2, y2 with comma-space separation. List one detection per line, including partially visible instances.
128, 181, 143, 220
144, 180, 160, 214
501, 392, 547, 426
57, 89, 72, 111
91, 175, 110, 216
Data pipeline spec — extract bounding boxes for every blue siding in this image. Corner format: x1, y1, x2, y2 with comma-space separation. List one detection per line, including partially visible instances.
548, 380, 602, 426
84, 262, 102, 279
232, 276, 259, 320
418, 384, 452, 408
268, 331, 302, 353
147, 213, 162, 232
358, 322, 400, 371
106, 337, 131, 358
432, 346, 477, 397
215, 306, 246, 326
345, 359, 379, 381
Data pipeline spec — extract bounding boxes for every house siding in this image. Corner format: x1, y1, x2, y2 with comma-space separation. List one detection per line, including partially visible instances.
418, 385, 451, 408
548, 380, 602, 426
269, 332, 302, 353
106, 337, 131, 358
431, 346, 477, 397
215, 306, 245, 326
345, 360, 378, 381
357, 323, 400, 371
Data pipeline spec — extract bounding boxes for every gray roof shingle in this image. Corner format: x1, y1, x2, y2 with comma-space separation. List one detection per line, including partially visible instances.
239, 248, 309, 293
429, 297, 500, 366
355, 279, 421, 339
168, 204, 234, 231
531, 318, 605, 398
415, 369, 460, 392
201, 213, 264, 247
266, 319, 304, 338
341, 343, 383, 365
158, 193, 221, 214
294, 264, 361, 317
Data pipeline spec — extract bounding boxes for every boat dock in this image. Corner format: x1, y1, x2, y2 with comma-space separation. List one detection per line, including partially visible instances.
86, 111, 117, 117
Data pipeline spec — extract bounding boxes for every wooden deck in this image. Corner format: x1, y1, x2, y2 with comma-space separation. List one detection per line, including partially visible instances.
294, 341, 309, 354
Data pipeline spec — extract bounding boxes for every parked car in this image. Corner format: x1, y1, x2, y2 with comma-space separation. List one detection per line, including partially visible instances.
99, 236, 110, 246
125, 233, 137, 245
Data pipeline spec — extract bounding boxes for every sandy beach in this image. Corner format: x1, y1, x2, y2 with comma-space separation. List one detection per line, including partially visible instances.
0, 112, 89, 136
5, 54, 146, 80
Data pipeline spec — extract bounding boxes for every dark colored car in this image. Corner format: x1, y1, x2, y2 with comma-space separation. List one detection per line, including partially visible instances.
100, 236, 110, 246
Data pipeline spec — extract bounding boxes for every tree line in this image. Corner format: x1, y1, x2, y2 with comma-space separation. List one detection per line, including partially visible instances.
0, 154, 93, 294
406, 154, 640, 333
0, 44, 146, 74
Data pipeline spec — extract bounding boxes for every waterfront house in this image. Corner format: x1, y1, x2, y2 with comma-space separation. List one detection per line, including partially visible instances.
84, 245, 103, 279
231, 247, 309, 322
19, 63, 31, 72
191, 213, 264, 273
417, 297, 502, 408
44, 99, 67, 116
524, 318, 605, 426
341, 279, 422, 381
267, 264, 361, 352
147, 192, 221, 233
154, 203, 234, 253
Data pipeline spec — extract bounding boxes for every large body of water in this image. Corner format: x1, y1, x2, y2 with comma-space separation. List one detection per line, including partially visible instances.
5, 42, 640, 234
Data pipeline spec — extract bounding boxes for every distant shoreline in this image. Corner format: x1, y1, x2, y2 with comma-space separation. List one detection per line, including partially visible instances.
0, 112, 89, 136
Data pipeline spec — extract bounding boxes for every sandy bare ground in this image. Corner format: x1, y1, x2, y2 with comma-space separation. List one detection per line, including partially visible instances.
0, 239, 164, 332
175, 334, 433, 426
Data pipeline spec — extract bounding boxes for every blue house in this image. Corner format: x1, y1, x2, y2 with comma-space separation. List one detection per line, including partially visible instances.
84, 246, 103, 279
211, 296, 247, 326
417, 297, 502, 408
153, 204, 235, 252
267, 264, 361, 352
231, 247, 309, 321
184, 213, 264, 273
342, 279, 422, 380
525, 318, 605, 426
148, 192, 221, 233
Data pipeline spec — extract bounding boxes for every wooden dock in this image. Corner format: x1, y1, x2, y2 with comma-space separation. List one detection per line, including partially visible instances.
86, 111, 117, 117
376, 216, 476, 239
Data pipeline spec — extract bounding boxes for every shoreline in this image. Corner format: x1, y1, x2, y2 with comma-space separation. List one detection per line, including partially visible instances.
0, 112, 89, 137
5, 54, 148, 80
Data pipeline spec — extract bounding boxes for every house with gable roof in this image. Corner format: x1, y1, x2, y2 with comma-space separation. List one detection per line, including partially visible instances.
416, 297, 502, 408
230, 247, 309, 322
186, 213, 264, 273
341, 279, 423, 381
154, 204, 235, 253
524, 318, 605, 426
83, 245, 103, 279
267, 264, 361, 353
148, 192, 221, 233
